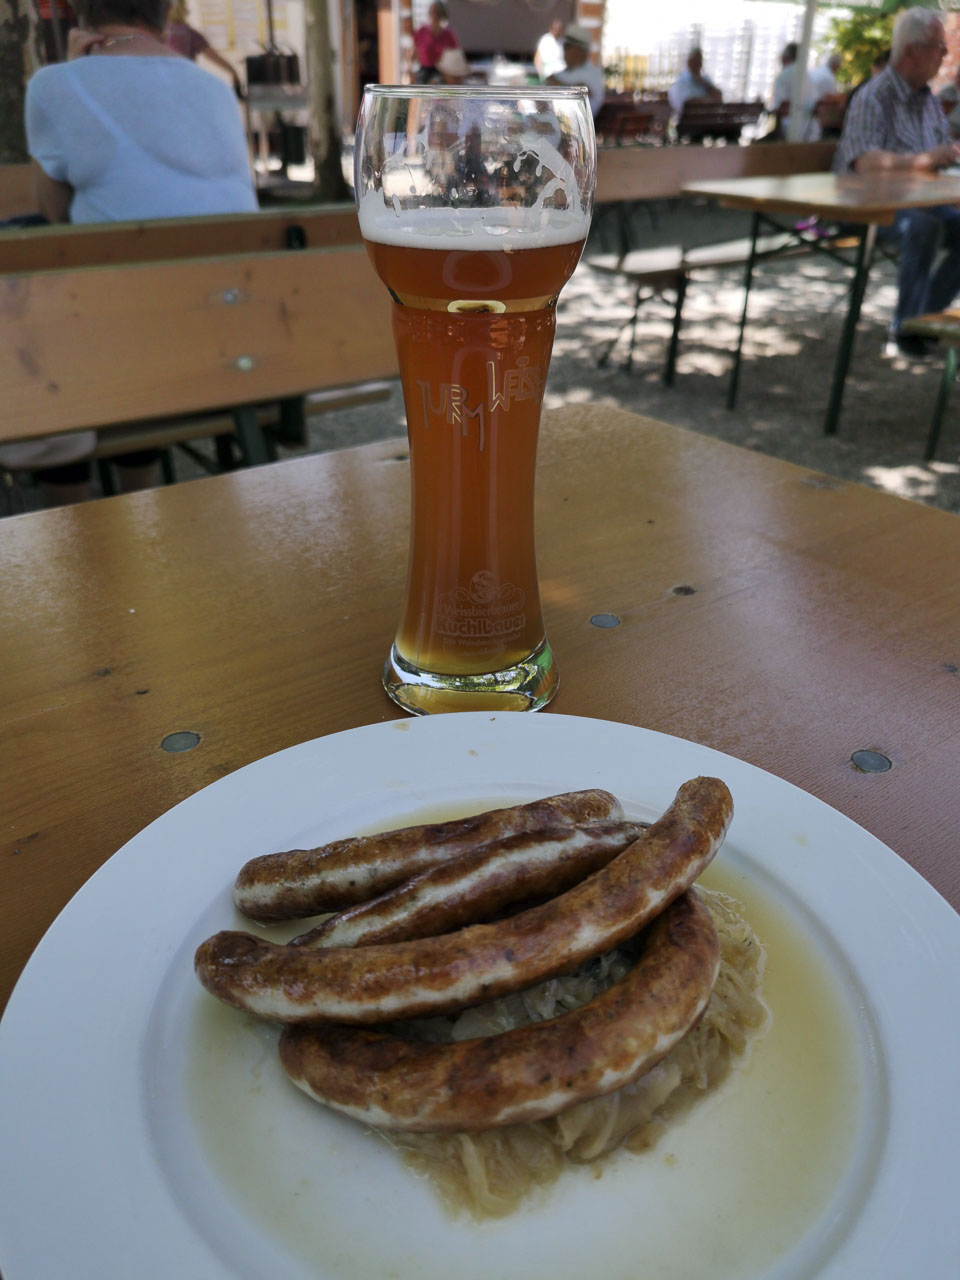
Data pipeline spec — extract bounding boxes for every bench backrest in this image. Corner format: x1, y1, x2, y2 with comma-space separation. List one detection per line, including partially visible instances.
0, 244, 397, 443
678, 100, 764, 125
595, 100, 671, 145
0, 203, 362, 274
595, 140, 837, 203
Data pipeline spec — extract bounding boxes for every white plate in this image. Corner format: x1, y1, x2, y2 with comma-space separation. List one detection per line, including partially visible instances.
0, 712, 958, 1280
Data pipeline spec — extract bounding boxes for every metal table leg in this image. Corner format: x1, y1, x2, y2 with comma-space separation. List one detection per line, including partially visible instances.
823, 222, 877, 436
926, 345, 957, 461
726, 210, 760, 411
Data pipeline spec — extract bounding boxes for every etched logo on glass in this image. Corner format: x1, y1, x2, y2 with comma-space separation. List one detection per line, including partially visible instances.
436, 570, 527, 642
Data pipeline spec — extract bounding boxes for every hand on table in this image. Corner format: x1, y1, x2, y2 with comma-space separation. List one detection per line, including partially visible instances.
926, 142, 960, 171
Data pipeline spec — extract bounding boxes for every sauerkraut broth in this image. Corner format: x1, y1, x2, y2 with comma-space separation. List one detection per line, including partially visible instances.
380, 887, 767, 1219
186, 806, 864, 1279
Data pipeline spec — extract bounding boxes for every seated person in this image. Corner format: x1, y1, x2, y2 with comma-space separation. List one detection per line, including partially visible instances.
808, 52, 842, 101
546, 24, 605, 119
833, 7, 960, 359
16, 0, 258, 505
668, 48, 722, 116
26, 0, 256, 224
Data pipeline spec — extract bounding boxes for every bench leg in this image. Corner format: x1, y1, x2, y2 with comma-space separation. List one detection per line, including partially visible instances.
273, 395, 307, 448
215, 434, 238, 471
664, 273, 687, 387
727, 210, 760, 411
926, 345, 956, 462
597, 285, 642, 370
626, 282, 645, 372
231, 405, 272, 467
97, 459, 117, 497
823, 222, 877, 436
160, 449, 176, 486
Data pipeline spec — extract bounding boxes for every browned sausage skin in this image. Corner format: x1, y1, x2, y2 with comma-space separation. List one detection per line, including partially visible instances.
233, 788, 625, 921
195, 777, 732, 1026
278, 891, 720, 1131
290, 820, 647, 950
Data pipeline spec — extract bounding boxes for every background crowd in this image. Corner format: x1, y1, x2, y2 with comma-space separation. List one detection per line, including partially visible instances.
10, 3, 960, 507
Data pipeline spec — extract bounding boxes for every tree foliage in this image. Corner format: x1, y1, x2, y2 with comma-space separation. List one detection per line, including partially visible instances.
818, 11, 895, 85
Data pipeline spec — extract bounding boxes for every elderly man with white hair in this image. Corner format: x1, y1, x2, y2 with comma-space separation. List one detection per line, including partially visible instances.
834, 7, 960, 358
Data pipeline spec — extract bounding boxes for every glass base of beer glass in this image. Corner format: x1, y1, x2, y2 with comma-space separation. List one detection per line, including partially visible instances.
382, 639, 558, 716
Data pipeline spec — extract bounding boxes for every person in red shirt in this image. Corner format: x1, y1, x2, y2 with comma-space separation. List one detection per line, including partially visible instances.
413, 2, 460, 84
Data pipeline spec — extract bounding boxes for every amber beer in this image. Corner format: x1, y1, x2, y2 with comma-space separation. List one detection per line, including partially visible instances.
356, 84, 595, 713
364, 227, 584, 712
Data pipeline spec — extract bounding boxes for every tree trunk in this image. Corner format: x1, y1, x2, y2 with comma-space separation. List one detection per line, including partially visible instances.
0, 0, 39, 164
303, 0, 349, 201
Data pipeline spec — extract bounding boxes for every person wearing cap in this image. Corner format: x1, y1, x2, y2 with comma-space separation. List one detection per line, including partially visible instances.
546, 23, 605, 118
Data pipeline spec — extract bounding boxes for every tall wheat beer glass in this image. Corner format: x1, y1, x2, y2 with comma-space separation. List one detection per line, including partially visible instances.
355, 85, 595, 714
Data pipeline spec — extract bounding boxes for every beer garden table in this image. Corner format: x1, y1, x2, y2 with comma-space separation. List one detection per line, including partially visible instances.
681, 171, 960, 435
2, 402, 958, 1015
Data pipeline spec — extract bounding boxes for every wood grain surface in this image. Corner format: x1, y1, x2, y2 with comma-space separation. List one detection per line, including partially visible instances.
0, 245, 397, 442
683, 171, 960, 223
595, 141, 836, 204
1, 405, 958, 1012
0, 203, 361, 275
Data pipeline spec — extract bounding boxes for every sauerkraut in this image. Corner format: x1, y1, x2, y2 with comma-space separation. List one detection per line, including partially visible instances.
379, 888, 767, 1219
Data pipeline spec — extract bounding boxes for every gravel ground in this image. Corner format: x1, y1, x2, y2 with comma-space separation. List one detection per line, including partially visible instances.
293, 199, 960, 515
9, 200, 960, 515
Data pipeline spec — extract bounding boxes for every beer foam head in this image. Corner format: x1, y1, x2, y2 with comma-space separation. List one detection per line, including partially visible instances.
358, 194, 590, 249
355, 88, 594, 249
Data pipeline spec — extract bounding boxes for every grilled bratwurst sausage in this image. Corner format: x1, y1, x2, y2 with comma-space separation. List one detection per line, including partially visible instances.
291, 820, 646, 950
279, 891, 720, 1131
195, 777, 732, 1025
233, 789, 624, 921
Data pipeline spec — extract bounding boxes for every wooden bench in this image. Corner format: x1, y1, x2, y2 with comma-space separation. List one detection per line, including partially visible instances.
0, 202, 361, 273
594, 98, 671, 147
594, 140, 837, 204
899, 309, 960, 460
675, 100, 765, 144
0, 244, 397, 489
589, 140, 842, 377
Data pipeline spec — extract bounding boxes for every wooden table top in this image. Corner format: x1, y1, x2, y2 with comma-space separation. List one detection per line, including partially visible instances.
2, 404, 958, 1014
683, 170, 960, 224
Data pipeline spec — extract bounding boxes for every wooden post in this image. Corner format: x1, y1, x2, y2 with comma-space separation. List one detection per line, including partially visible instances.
304, 0, 349, 201
0, 0, 37, 164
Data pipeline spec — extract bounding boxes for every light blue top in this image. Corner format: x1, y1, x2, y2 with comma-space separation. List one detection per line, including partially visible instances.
26, 57, 258, 223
